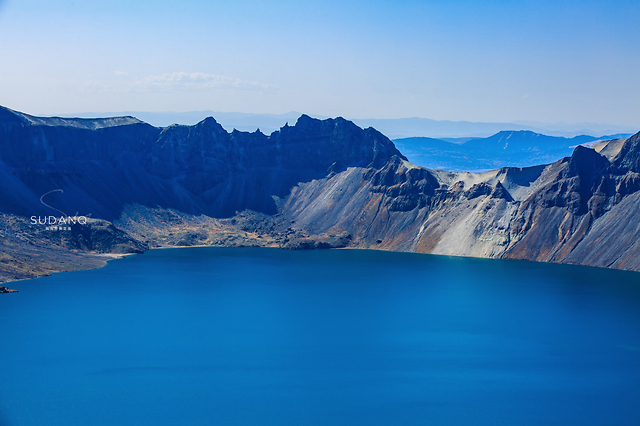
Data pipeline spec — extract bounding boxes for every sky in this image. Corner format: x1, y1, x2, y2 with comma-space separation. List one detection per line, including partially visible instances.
0, 0, 639, 127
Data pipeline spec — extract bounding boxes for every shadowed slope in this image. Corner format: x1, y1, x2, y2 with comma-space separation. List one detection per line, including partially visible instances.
0, 107, 403, 220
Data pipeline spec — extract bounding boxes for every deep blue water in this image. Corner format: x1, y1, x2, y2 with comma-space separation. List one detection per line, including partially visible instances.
1, 247, 640, 425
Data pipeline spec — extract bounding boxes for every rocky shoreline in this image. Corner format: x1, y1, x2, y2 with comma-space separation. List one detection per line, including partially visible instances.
0, 207, 354, 288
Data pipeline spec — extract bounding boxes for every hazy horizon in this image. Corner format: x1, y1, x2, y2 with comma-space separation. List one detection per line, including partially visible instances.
44, 108, 638, 139
1, 0, 639, 128
4, 102, 637, 138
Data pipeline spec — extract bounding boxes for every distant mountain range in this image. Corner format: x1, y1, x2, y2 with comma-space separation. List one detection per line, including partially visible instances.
2, 105, 640, 283
394, 131, 632, 172
63, 111, 316, 135
62, 110, 638, 139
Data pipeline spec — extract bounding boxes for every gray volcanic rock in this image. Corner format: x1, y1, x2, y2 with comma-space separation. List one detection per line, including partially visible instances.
277, 129, 640, 270
2, 104, 640, 279
0, 212, 144, 283
614, 132, 640, 173
465, 182, 493, 199
490, 181, 513, 201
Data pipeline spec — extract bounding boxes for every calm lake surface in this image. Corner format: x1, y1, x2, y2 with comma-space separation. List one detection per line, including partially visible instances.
1, 247, 640, 425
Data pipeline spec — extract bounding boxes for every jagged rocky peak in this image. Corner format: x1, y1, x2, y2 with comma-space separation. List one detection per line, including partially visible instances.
365, 156, 440, 212
5, 104, 640, 276
150, 114, 405, 175
0, 107, 415, 221
522, 146, 610, 216
564, 144, 610, 179
614, 131, 640, 173
197, 115, 225, 129
154, 115, 232, 158
275, 114, 406, 170
190, 115, 230, 139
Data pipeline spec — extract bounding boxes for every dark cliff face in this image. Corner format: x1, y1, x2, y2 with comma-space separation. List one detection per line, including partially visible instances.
500, 131, 640, 265
277, 128, 640, 270
516, 146, 610, 217
0, 107, 404, 220
367, 156, 439, 212
145, 114, 404, 178
0, 107, 162, 219
613, 132, 640, 174
272, 115, 405, 170
3, 104, 640, 274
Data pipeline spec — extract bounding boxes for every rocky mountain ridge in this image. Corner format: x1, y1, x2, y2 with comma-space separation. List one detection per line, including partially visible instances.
0, 106, 401, 220
1, 105, 639, 282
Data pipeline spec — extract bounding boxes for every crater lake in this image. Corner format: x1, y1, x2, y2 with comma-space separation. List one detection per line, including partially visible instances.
1, 247, 640, 425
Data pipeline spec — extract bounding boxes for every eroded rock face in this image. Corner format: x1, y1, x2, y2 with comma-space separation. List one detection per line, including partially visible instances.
0, 107, 404, 220
2, 104, 640, 277
491, 134, 640, 266
278, 130, 640, 271
614, 132, 640, 173
367, 156, 439, 212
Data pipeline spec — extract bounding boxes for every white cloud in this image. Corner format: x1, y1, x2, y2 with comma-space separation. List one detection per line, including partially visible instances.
81, 71, 275, 96
133, 72, 275, 91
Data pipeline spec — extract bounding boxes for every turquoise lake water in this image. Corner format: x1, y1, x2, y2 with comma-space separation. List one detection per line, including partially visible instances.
1, 247, 640, 425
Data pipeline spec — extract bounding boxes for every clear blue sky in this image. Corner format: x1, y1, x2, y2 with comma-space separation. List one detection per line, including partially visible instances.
0, 0, 638, 126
